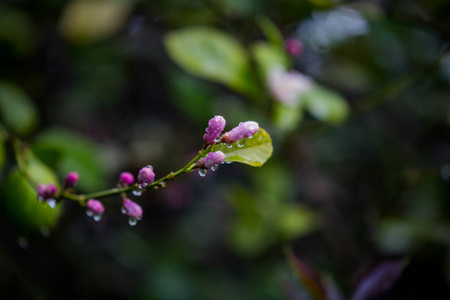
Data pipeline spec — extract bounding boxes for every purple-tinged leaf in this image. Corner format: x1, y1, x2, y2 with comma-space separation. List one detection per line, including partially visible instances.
284, 247, 327, 300
351, 259, 408, 300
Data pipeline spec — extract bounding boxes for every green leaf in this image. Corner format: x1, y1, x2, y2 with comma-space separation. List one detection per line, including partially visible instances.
0, 81, 39, 136
214, 128, 273, 167
164, 27, 258, 97
251, 42, 289, 80
1, 156, 62, 235
31, 128, 107, 191
303, 85, 350, 125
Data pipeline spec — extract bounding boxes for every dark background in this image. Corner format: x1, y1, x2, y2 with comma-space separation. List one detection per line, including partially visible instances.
1, 0, 450, 299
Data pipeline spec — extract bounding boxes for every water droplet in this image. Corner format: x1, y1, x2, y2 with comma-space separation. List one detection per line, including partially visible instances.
146, 165, 152, 169
121, 206, 127, 214
160, 182, 166, 188
236, 139, 246, 148
227, 144, 233, 148
138, 183, 148, 189
211, 164, 218, 172
86, 210, 94, 217
132, 188, 143, 196
46, 198, 56, 209
214, 137, 220, 143
128, 217, 138, 226
93, 214, 102, 222
248, 135, 253, 139
226, 161, 233, 164
198, 169, 207, 177
17, 237, 29, 249
38, 196, 44, 203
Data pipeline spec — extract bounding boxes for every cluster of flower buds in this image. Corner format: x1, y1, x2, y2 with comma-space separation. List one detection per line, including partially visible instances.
204, 115, 259, 147
34, 115, 260, 227
198, 115, 260, 176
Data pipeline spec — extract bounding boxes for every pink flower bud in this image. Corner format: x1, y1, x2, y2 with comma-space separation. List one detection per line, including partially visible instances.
203, 115, 226, 145
221, 121, 259, 144
285, 38, 303, 57
86, 199, 105, 215
137, 165, 155, 188
86, 199, 105, 221
37, 183, 57, 201
122, 198, 143, 225
119, 172, 134, 186
64, 172, 79, 188
201, 151, 225, 169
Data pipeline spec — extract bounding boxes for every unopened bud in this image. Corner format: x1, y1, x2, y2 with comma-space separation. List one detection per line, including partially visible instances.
221, 121, 259, 144
285, 38, 303, 57
200, 151, 226, 169
203, 115, 226, 145
64, 172, 79, 188
138, 165, 155, 188
86, 199, 105, 221
119, 172, 134, 186
122, 198, 143, 225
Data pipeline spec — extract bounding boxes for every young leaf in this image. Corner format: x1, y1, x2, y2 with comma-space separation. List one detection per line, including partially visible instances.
256, 16, 284, 47
284, 247, 327, 300
251, 42, 289, 80
214, 128, 273, 167
0, 81, 39, 136
351, 259, 408, 300
1, 155, 62, 235
164, 27, 258, 97
303, 85, 350, 125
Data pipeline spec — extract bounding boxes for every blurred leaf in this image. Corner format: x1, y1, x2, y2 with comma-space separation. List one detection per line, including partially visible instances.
164, 27, 258, 97
0, 81, 39, 137
276, 204, 318, 240
351, 259, 408, 300
303, 85, 350, 125
59, 0, 132, 44
285, 247, 327, 300
251, 42, 289, 80
375, 218, 419, 254
272, 102, 304, 132
228, 187, 273, 255
256, 16, 284, 47
214, 128, 273, 167
167, 69, 213, 126
31, 128, 107, 191
1, 155, 62, 235
0, 6, 36, 55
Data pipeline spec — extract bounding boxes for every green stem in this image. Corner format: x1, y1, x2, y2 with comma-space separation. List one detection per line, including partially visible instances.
60, 147, 209, 203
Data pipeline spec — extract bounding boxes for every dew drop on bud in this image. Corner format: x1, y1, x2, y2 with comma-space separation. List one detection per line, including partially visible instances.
132, 188, 143, 196
214, 137, 220, 143
227, 144, 233, 149
38, 196, 44, 203
236, 139, 245, 148
121, 206, 127, 214
128, 217, 138, 226
93, 214, 102, 222
46, 198, 57, 209
248, 135, 253, 139
226, 161, 233, 164
211, 164, 218, 172
198, 169, 207, 177
86, 210, 94, 217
